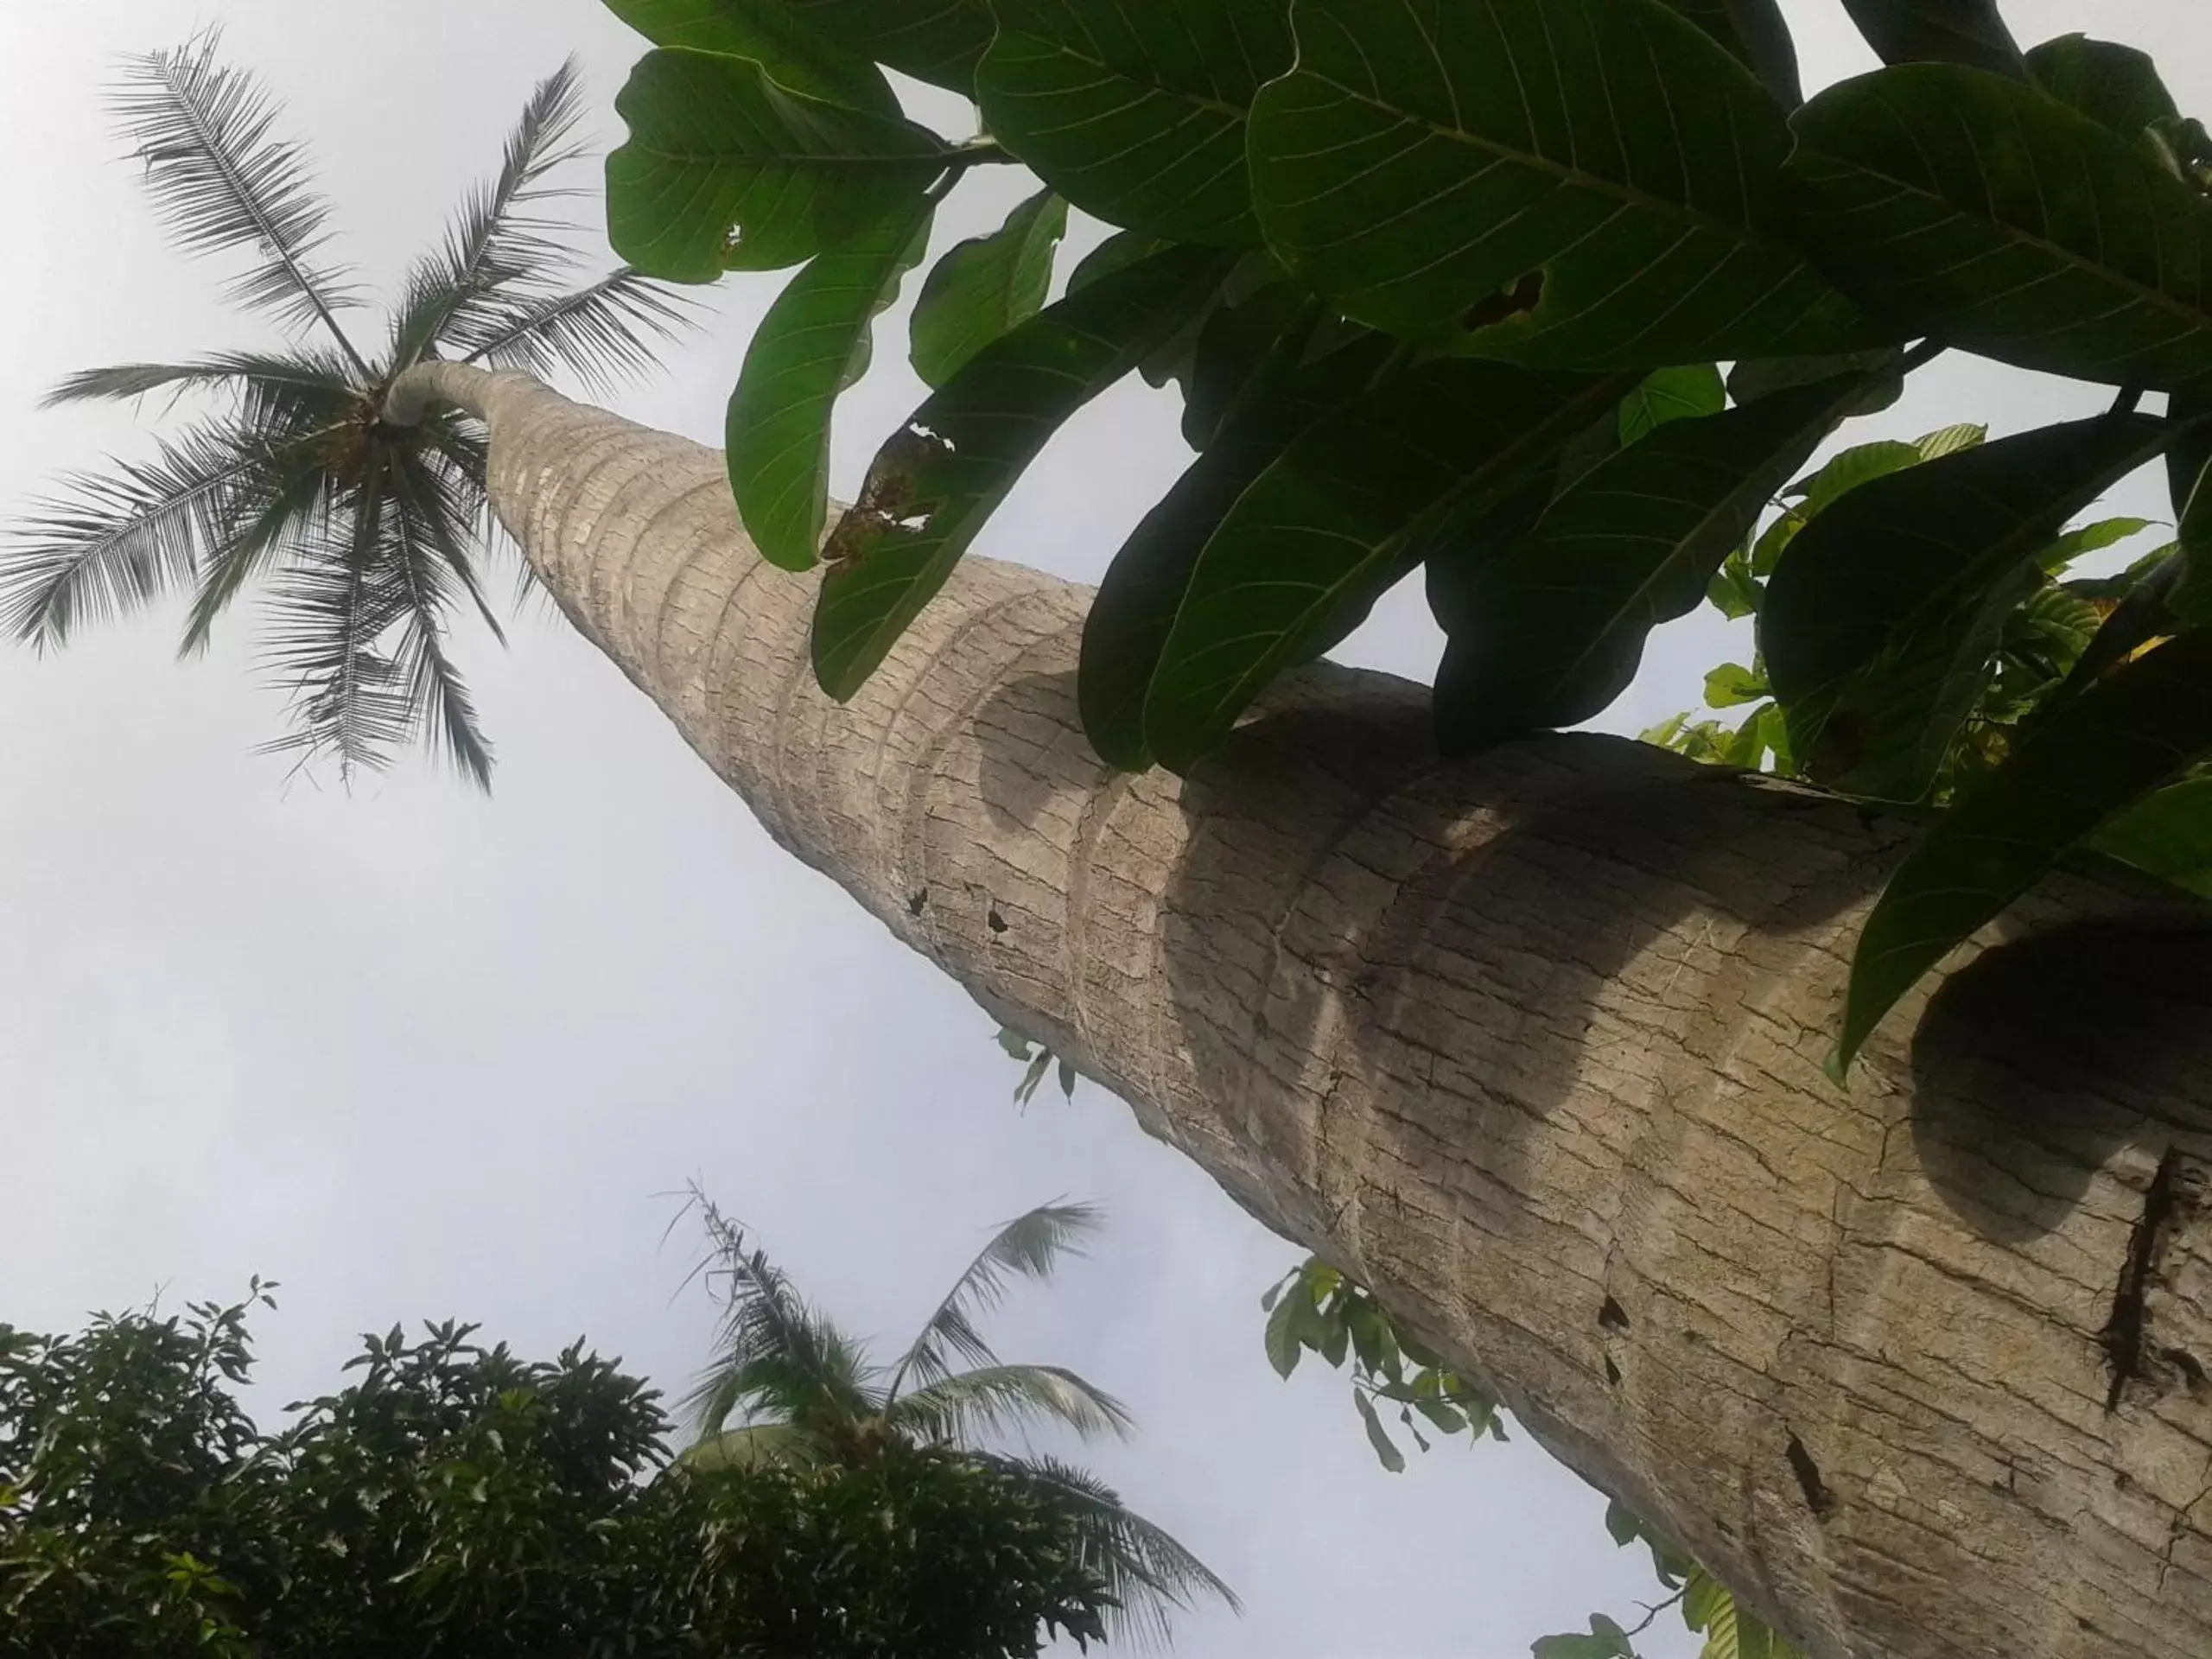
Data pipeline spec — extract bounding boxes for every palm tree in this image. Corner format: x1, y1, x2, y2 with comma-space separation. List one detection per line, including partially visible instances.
677, 1190, 1235, 1648
1, 34, 687, 786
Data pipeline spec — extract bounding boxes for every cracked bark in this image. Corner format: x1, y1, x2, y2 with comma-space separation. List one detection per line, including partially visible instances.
390, 363, 2212, 1659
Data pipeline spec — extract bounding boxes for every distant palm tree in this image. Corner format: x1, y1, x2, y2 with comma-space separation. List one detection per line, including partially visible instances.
2, 33, 689, 786
680, 1190, 1236, 1648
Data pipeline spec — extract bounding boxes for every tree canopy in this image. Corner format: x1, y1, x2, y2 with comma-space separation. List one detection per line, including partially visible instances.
0, 1283, 1119, 1657
598, 0, 2212, 1066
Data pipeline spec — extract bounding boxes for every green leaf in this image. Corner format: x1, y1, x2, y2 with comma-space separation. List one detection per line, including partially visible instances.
811, 245, 1232, 699
1764, 415, 2169, 798
910, 190, 1068, 388
2092, 777, 2212, 898
1604, 1500, 1646, 1548
1143, 362, 1628, 772
2037, 517, 2155, 573
1708, 555, 1762, 620
599, 0, 899, 114
729, 200, 935, 572
779, 0, 993, 93
1351, 1389, 1407, 1473
995, 1026, 1036, 1060
1056, 1057, 1076, 1098
607, 48, 945, 281
1066, 230, 1173, 295
1435, 373, 1862, 746
1262, 1281, 1305, 1378
1412, 1395, 1467, 1436
1752, 433, 1969, 578
1652, 0, 1801, 107
1838, 0, 2021, 74
2027, 35, 2179, 140
1727, 348, 1904, 417
1080, 322, 1389, 769
1785, 63, 2212, 393
1618, 365, 1726, 447
1838, 629, 2212, 1070
976, 0, 1293, 247
1705, 663, 1769, 708
1247, 0, 1884, 368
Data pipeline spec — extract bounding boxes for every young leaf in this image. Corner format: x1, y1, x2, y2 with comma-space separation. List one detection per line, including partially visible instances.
1435, 373, 1862, 747
1838, 628, 2212, 1071
2026, 35, 2178, 140
976, 0, 1293, 247
1263, 1287, 1304, 1379
1785, 64, 2212, 392
909, 191, 1068, 388
1706, 663, 1769, 708
600, 0, 900, 114
1246, 0, 1884, 367
1078, 322, 1391, 769
810, 245, 1233, 699
1530, 1615, 1637, 1659
1141, 363, 1630, 772
1618, 364, 1726, 446
1763, 415, 2170, 799
607, 48, 945, 281
1352, 1389, 1408, 1473
729, 200, 936, 572
1838, 0, 2023, 75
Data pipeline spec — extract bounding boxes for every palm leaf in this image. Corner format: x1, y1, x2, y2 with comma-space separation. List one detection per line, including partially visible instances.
115, 30, 366, 370
679, 1188, 882, 1437
453, 268, 695, 389
178, 454, 335, 655
385, 457, 495, 788
887, 1200, 1104, 1400
885, 1362, 1134, 1446
2, 422, 286, 648
988, 1452, 1239, 1649
390, 60, 594, 368
44, 351, 358, 432
675, 1421, 824, 1473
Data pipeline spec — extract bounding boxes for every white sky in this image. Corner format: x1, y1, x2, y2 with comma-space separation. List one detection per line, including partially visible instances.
2, 4, 2204, 1656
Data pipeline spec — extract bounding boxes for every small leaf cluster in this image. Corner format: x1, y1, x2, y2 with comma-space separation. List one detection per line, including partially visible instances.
601, 0, 2212, 1065
0, 1289, 1117, 1657
1259, 1260, 1501, 1473
995, 1025, 1077, 1105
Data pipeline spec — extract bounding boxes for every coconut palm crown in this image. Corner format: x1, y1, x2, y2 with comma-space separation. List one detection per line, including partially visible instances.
2, 34, 690, 786
680, 1190, 1237, 1648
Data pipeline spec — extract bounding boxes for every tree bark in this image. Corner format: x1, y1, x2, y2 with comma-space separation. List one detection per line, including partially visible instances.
391, 363, 2212, 1659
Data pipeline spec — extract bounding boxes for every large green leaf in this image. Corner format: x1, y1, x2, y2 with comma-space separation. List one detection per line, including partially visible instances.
909, 190, 1068, 388
1785, 64, 2212, 393
976, 0, 1293, 248
1838, 628, 2212, 1071
607, 48, 945, 281
600, 0, 899, 114
2093, 777, 2212, 899
2026, 35, 2178, 140
1764, 415, 2169, 799
1437, 372, 1865, 747
810, 245, 1232, 699
1079, 321, 1391, 769
728, 200, 936, 573
1245, 0, 1883, 368
782, 0, 993, 93
1618, 365, 1725, 446
1838, 0, 2022, 75
1654, 0, 1801, 106
1142, 362, 1627, 771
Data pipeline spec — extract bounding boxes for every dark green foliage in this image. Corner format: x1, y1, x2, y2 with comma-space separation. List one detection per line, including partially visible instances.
0, 1290, 1115, 1658
604, 0, 2212, 1053
10, 40, 690, 785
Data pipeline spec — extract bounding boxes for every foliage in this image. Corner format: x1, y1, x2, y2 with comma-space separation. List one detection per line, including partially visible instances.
1259, 1260, 1800, 1659
600, 0, 2212, 1070
3, 35, 690, 785
0, 1285, 1116, 1657
678, 1188, 1234, 1646
996, 1025, 1077, 1105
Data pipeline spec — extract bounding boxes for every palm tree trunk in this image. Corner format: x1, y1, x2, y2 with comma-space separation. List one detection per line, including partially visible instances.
388, 362, 2212, 1659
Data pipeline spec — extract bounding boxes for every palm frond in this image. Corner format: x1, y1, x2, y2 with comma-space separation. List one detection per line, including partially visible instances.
44, 351, 359, 430
389, 60, 593, 369
414, 422, 530, 631
115, 30, 366, 369
1, 422, 283, 648
988, 1452, 1240, 1649
453, 268, 695, 391
678, 1188, 882, 1440
257, 458, 416, 783
885, 1363, 1134, 1448
178, 455, 334, 655
385, 457, 494, 788
675, 1421, 823, 1475
887, 1201, 1105, 1402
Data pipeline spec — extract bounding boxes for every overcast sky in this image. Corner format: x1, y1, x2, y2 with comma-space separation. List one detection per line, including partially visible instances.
3, 4, 2206, 1656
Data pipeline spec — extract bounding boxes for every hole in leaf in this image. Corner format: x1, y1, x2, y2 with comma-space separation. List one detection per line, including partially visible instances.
1459, 270, 1544, 334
